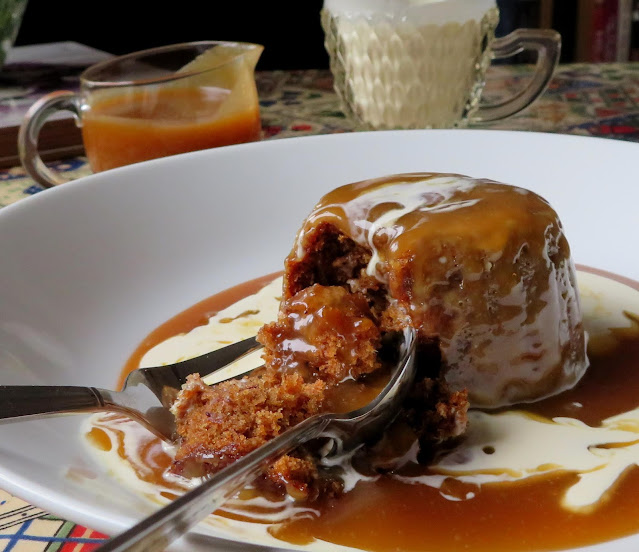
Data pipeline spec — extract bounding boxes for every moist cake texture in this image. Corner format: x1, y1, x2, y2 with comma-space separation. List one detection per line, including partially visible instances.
171, 172, 588, 499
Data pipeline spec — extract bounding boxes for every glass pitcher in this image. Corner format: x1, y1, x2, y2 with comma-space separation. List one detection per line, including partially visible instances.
19, 41, 264, 187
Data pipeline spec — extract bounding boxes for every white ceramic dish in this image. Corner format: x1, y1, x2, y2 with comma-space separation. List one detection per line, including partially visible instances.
0, 129, 637, 552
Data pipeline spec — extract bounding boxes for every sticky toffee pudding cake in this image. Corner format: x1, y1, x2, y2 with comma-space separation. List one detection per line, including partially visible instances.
284, 172, 588, 408
169, 172, 588, 501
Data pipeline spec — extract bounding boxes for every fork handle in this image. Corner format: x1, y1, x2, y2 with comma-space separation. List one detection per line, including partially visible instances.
0, 386, 105, 419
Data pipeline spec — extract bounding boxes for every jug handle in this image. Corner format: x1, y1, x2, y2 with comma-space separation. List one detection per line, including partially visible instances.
472, 29, 561, 123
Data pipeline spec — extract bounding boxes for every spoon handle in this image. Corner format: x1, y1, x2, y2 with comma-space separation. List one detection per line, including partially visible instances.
97, 414, 331, 552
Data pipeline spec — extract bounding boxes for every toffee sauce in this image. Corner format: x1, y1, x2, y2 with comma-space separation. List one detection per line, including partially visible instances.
111, 273, 639, 552
118, 271, 282, 389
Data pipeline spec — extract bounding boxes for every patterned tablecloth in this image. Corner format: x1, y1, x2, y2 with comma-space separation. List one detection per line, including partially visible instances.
0, 62, 638, 550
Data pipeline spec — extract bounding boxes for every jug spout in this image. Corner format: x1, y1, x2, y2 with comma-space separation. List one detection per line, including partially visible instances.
241, 43, 264, 70
172, 41, 264, 100
177, 41, 263, 75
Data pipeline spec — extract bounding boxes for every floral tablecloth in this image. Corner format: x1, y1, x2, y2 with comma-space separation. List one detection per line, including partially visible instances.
3, 63, 639, 208
0, 63, 638, 550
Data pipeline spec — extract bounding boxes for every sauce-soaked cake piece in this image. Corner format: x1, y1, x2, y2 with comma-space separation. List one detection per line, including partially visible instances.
172, 372, 325, 477
171, 284, 392, 497
286, 173, 588, 407
259, 284, 382, 382
172, 369, 342, 500
172, 282, 466, 496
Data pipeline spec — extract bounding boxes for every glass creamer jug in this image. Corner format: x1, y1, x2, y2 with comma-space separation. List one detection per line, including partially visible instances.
19, 41, 264, 187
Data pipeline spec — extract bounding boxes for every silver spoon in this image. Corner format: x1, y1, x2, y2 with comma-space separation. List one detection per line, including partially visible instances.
98, 326, 417, 552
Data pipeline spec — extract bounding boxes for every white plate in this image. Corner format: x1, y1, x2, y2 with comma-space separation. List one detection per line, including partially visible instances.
0, 129, 638, 552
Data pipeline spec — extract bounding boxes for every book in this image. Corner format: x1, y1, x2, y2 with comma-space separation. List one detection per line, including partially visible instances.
577, 0, 595, 60
617, 0, 633, 60
605, 0, 619, 60
591, 0, 608, 61
631, 0, 639, 60
0, 42, 113, 169
577, 0, 630, 61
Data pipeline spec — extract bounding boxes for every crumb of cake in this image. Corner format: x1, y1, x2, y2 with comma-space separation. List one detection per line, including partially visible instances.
266, 454, 319, 501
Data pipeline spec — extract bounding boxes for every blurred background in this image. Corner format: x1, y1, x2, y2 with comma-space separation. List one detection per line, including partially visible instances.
11, 0, 639, 68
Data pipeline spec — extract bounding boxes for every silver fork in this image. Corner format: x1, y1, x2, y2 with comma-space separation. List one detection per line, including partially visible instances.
98, 327, 417, 552
0, 336, 261, 441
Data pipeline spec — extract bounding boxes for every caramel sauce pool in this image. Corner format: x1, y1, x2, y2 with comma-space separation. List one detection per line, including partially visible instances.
118, 271, 281, 389
113, 274, 639, 552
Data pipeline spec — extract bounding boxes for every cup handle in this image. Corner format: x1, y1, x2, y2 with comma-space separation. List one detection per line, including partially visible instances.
471, 29, 561, 123
18, 91, 83, 189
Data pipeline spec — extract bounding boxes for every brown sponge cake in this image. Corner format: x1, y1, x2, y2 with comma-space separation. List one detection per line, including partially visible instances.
284, 172, 588, 407
171, 172, 587, 499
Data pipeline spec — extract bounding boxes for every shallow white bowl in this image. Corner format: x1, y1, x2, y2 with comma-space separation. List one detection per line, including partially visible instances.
0, 129, 638, 551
